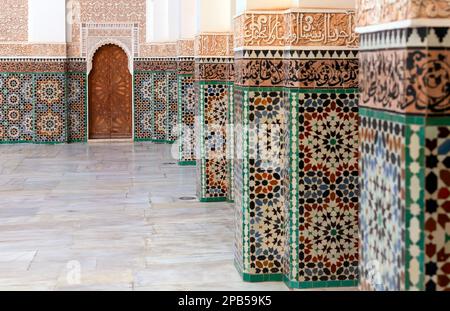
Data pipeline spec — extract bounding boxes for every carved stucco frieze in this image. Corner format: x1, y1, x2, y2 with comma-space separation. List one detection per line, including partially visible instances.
234, 10, 359, 49
356, 0, 450, 27
195, 34, 234, 57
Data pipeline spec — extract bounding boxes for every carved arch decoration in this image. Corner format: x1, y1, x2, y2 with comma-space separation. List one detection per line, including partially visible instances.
87, 38, 133, 74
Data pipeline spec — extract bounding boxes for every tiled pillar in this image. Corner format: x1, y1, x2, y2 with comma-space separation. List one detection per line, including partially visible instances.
234, 7, 360, 288
195, 33, 234, 202
177, 39, 196, 166
357, 0, 450, 291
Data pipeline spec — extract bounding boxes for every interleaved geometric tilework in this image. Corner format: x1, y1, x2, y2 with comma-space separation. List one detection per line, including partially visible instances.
134, 72, 153, 140
227, 83, 235, 202
178, 74, 196, 163
247, 89, 285, 275
360, 112, 406, 291
153, 72, 169, 141
425, 125, 450, 291
198, 82, 230, 200
296, 91, 359, 284
0, 73, 34, 143
67, 73, 87, 142
405, 123, 426, 291
34, 74, 66, 143
134, 70, 178, 143
234, 87, 244, 271
168, 71, 178, 142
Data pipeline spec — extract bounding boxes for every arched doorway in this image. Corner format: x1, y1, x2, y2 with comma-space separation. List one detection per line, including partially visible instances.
88, 44, 132, 139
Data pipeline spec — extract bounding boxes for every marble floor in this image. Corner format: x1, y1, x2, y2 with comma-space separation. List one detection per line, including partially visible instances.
0, 142, 291, 291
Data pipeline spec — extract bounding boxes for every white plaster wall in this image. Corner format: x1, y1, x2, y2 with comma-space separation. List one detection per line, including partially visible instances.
168, 0, 181, 41
28, 0, 66, 43
146, 0, 155, 42
196, 0, 233, 33
179, 0, 197, 39
153, 0, 170, 42
298, 0, 355, 9
236, 0, 299, 14
236, 0, 355, 13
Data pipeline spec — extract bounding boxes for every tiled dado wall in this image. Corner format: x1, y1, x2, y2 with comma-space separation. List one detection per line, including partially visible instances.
134, 58, 178, 143
233, 10, 360, 289
0, 59, 86, 144
357, 0, 450, 291
195, 34, 235, 202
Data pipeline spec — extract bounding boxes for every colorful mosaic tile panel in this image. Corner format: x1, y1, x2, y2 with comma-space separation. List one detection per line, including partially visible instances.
67, 72, 87, 143
34, 74, 66, 143
425, 124, 450, 291
234, 87, 286, 276
153, 72, 169, 141
290, 91, 360, 286
0, 72, 68, 144
359, 110, 407, 291
134, 72, 153, 141
234, 87, 245, 272
358, 109, 431, 291
168, 71, 178, 142
227, 82, 235, 202
0, 73, 34, 143
197, 82, 231, 201
134, 70, 178, 143
177, 74, 196, 164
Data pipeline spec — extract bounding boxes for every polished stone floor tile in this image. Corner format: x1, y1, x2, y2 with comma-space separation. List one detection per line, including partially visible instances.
0, 142, 356, 291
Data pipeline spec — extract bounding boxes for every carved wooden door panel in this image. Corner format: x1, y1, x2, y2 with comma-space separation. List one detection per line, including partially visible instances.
89, 44, 132, 139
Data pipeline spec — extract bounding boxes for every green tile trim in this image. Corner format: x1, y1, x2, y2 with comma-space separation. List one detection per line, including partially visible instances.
404, 124, 426, 291
360, 108, 427, 125
287, 89, 300, 281
234, 260, 283, 283
68, 139, 85, 144
283, 276, 359, 289
199, 197, 228, 203
242, 88, 251, 273
134, 138, 152, 142
134, 138, 175, 144
178, 161, 196, 166
227, 82, 235, 202
199, 82, 206, 198
243, 273, 284, 283
426, 116, 450, 126
177, 75, 183, 163
150, 139, 175, 144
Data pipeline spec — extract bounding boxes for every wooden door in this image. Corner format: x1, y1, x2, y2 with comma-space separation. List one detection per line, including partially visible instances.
89, 44, 132, 139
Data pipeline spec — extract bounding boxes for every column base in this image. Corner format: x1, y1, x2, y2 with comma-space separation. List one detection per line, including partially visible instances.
199, 197, 228, 203
178, 161, 196, 166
